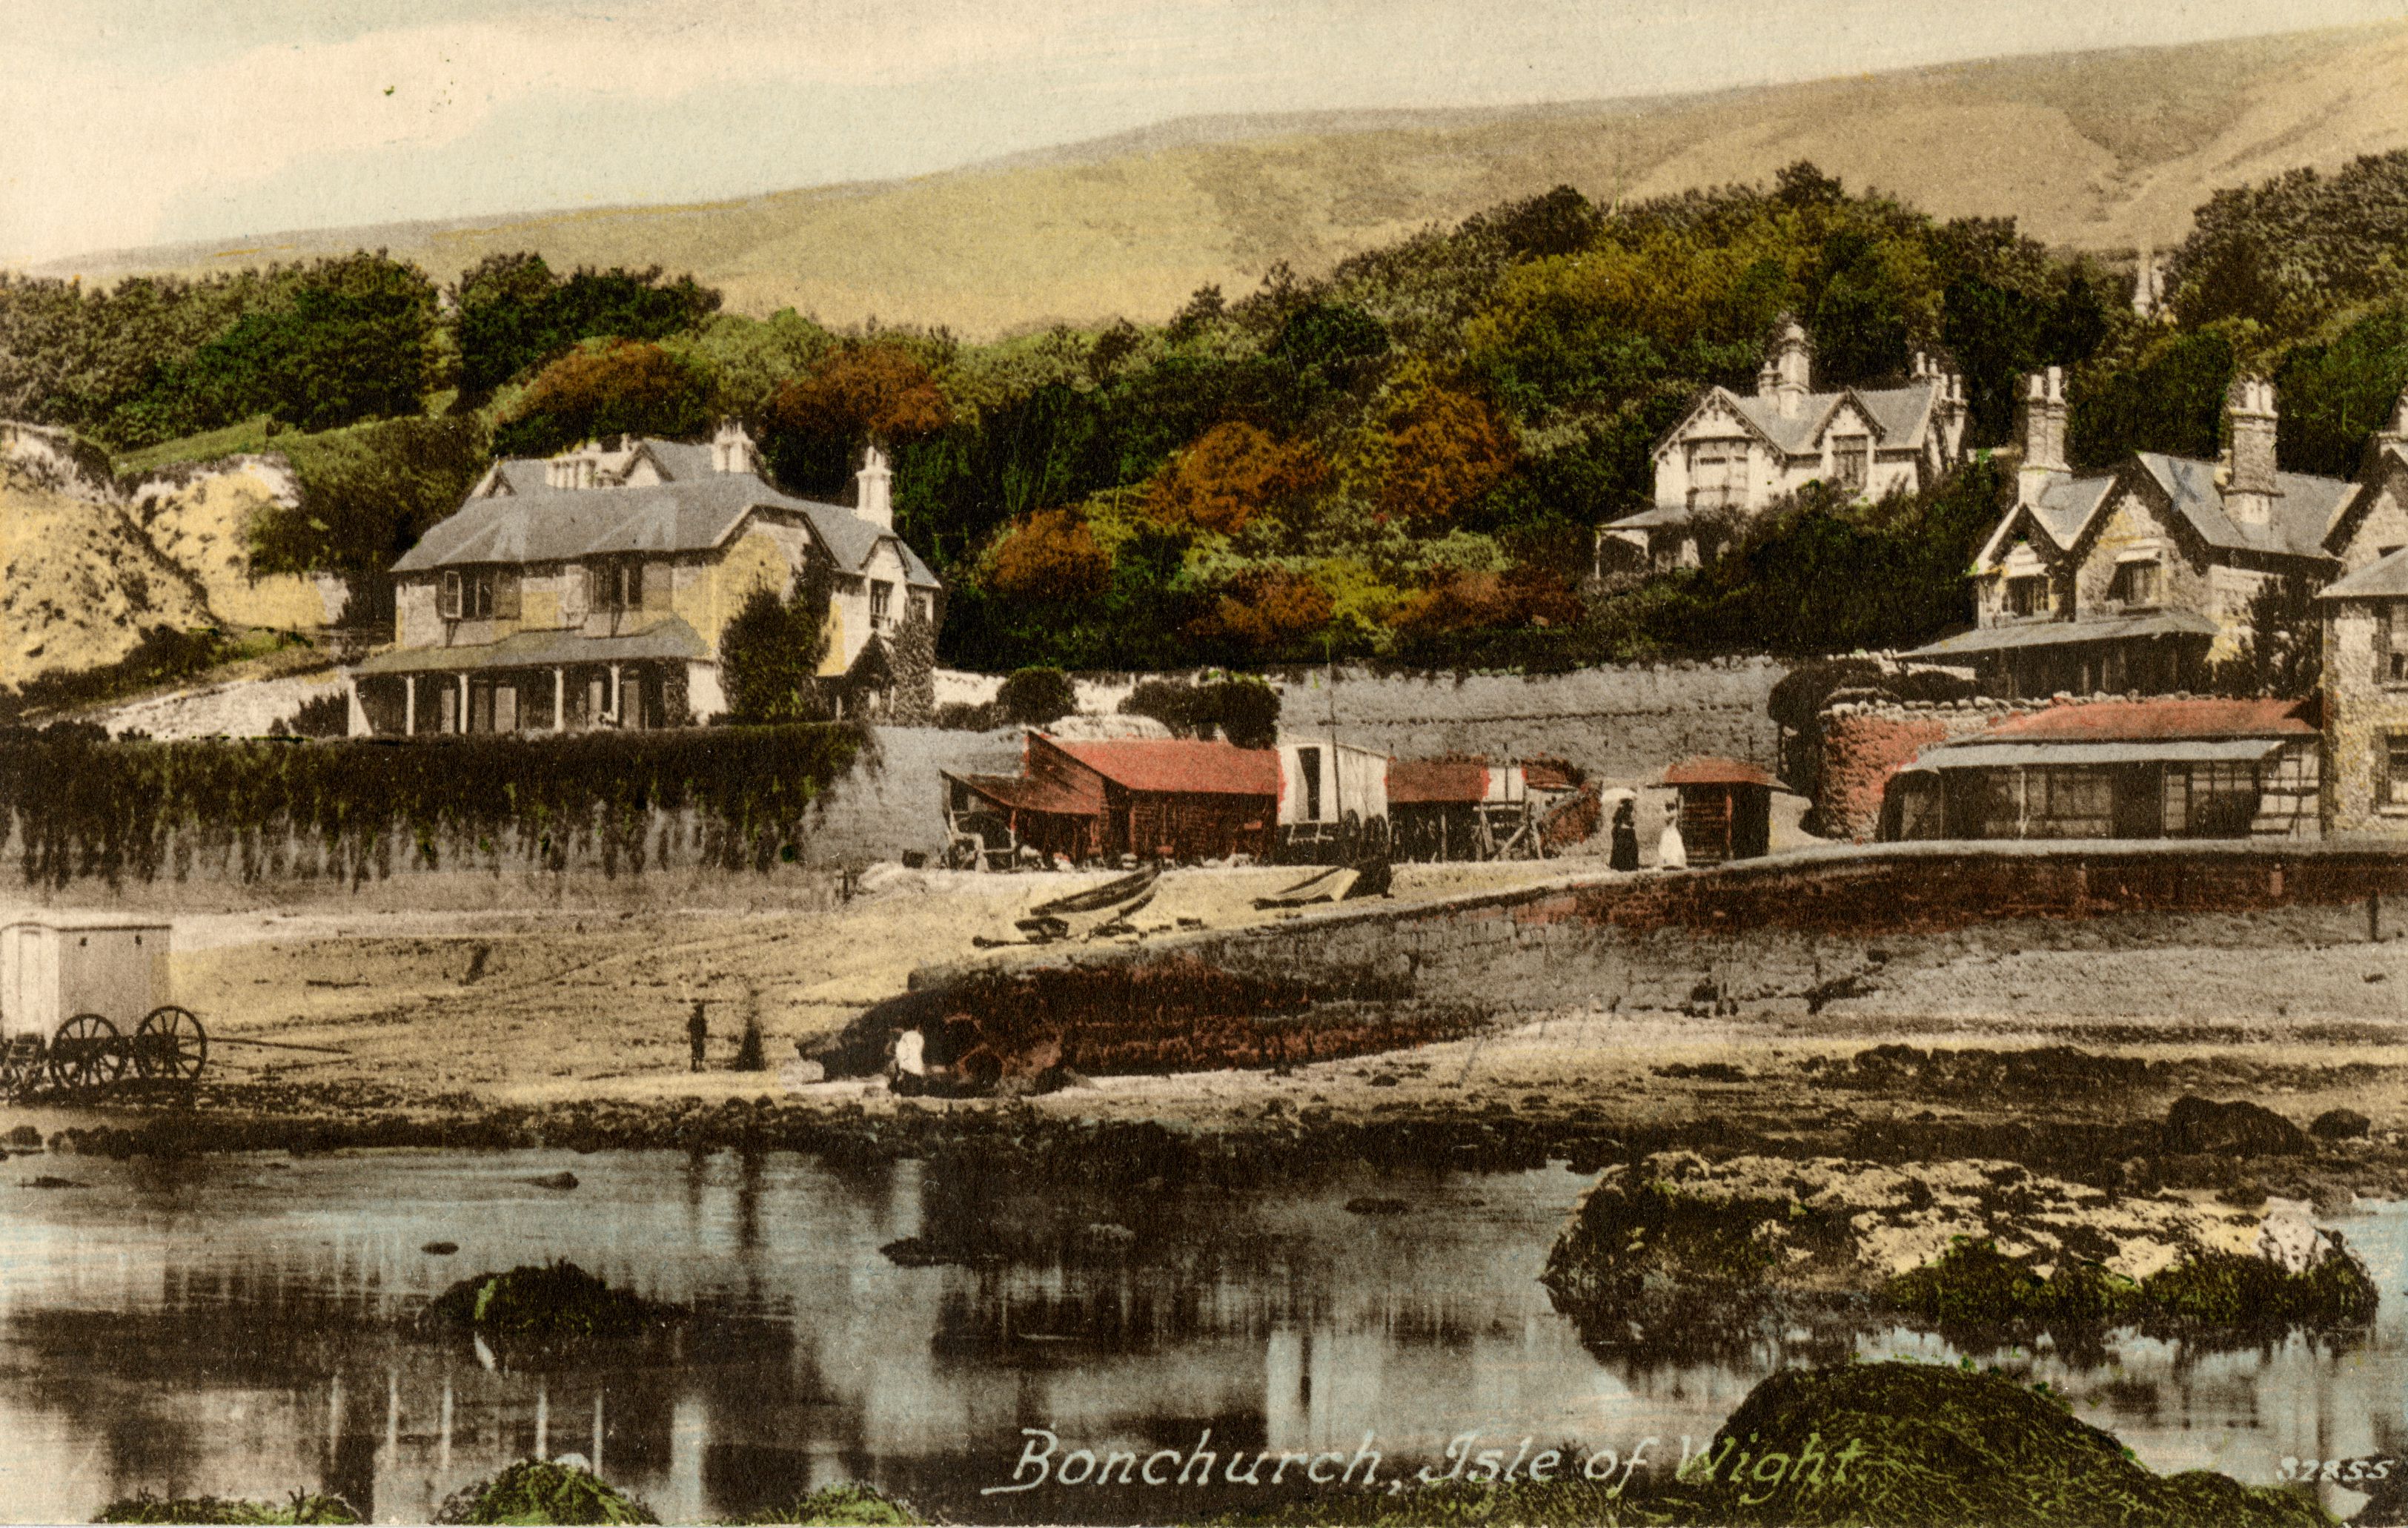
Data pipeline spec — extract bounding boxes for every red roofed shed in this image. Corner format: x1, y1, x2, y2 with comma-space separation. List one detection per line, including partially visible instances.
1035, 734, 1281, 862
1662, 755, 1774, 865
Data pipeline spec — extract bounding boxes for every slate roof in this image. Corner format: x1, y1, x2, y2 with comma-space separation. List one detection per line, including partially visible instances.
1687, 378, 1948, 458
2130, 453, 2350, 560
352, 616, 709, 675
1903, 609, 2221, 658
2318, 543, 2408, 600
397, 441, 938, 585
1044, 738, 1283, 797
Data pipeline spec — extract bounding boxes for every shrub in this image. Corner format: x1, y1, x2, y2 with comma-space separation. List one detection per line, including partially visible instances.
720, 566, 835, 724
737, 1484, 921, 1526
933, 701, 998, 731
269, 692, 351, 738
1215, 677, 1281, 748
995, 667, 1075, 727
432, 1461, 656, 1527
0, 722, 868, 887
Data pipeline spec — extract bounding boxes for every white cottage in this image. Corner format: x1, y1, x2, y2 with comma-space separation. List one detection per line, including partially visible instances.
1599, 317, 1968, 571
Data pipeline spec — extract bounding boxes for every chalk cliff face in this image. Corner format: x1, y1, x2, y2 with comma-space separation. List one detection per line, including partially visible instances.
0, 426, 348, 691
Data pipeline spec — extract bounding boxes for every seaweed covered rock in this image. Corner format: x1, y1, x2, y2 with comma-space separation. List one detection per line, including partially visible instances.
1543, 1152, 2372, 1341
2163, 1096, 2312, 1157
422, 1262, 686, 1346
93, 1492, 360, 1525
1678, 1360, 2331, 1527
432, 1459, 656, 1526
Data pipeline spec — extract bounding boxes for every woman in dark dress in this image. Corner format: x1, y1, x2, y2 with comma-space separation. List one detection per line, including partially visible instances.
1610, 796, 1640, 872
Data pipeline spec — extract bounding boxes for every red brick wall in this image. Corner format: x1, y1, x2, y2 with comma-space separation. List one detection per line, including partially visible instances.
1817, 700, 2039, 841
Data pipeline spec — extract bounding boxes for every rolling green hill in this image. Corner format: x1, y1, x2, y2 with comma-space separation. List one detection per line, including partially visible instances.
26, 20, 2408, 337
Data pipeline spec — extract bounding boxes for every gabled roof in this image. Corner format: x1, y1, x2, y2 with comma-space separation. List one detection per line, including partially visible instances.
2319, 542, 2408, 601
1974, 472, 2117, 568
1982, 696, 2317, 742
2130, 453, 2349, 562
2322, 440, 2408, 554
1660, 378, 1947, 460
401, 440, 938, 584
1041, 736, 1281, 796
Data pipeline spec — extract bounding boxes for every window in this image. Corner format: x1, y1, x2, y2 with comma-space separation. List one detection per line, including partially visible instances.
909, 590, 933, 625
1834, 436, 1870, 492
869, 580, 894, 631
592, 560, 644, 612
2384, 731, 2408, 808
441, 570, 496, 620
2109, 560, 2160, 606
1687, 442, 1739, 509
2392, 603, 2408, 684
1296, 747, 1323, 821
2006, 576, 2048, 618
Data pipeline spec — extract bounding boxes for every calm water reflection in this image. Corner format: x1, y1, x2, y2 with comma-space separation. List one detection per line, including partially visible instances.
0, 1150, 2397, 1523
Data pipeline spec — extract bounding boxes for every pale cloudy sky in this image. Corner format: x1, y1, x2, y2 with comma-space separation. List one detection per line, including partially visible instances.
4, 0, 2407, 267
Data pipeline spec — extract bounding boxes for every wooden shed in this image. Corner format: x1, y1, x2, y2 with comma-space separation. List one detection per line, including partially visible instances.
1663, 755, 1774, 866
942, 733, 1283, 866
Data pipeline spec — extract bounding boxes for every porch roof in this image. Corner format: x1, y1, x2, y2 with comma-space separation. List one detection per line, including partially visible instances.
1901, 609, 2220, 658
1900, 737, 2286, 772
351, 618, 707, 676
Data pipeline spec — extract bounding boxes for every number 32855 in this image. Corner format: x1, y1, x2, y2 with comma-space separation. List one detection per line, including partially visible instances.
2280, 1456, 2394, 1484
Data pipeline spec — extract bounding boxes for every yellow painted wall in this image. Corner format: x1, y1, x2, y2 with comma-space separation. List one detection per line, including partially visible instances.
669, 532, 790, 661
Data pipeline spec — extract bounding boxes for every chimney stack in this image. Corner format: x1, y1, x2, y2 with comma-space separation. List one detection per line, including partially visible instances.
2378, 386, 2408, 449
2223, 377, 2278, 528
711, 419, 757, 475
855, 439, 893, 532
2016, 368, 2068, 508
1757, 315, 1813, 418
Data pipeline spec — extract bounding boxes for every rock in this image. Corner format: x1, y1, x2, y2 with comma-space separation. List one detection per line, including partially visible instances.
4, 1125, 39, 1148
525, 1171, 580, 1191
422, 1241, 460, 1256
2312, 1108, 2372, 1141
24, 1175, 79, 1189
1344, 1196, 1412, 1216
1542, 1151, 2371, 1340
2163, 1096, 2310, 1157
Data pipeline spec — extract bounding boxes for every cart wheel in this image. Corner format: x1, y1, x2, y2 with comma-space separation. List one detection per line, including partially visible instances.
49, 1014, 127, 1091
134, 1005, 208, 1082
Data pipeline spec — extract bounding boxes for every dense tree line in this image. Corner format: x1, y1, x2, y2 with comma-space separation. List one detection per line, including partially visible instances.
7, 151, 2408, 672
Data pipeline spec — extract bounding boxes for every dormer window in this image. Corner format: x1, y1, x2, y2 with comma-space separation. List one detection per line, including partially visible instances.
591, 560, 645, 612
869, 580, 894, 631
2109, 560, 2160, 607
2006, 575, 2048, 618
440, 569, 508, 621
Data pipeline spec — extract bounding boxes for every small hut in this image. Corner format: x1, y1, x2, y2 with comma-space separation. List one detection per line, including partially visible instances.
1662, 755, 1773, 866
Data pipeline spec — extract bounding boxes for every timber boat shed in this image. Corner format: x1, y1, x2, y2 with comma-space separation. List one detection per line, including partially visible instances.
1877, 696, 2320, 842
943, 734, 1284, 866
1663, 755, 1775, 865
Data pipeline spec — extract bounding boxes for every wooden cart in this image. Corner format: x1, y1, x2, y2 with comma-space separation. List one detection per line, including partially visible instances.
0, 915, 206, 1097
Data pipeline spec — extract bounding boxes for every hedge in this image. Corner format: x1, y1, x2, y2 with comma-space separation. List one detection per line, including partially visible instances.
0, 723, 870, 888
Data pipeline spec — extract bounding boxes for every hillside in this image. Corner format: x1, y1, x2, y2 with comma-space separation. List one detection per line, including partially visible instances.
27, 21, 2408, 336
0, 466, 212, 689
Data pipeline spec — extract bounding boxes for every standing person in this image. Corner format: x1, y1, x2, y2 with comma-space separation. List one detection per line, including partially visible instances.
688, 1002, 709, 1073
1656, 810, 1688, 871
1610, 796, 1640, 873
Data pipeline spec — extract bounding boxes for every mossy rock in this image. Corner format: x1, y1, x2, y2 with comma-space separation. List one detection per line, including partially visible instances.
422, 1262, 686, 1347
1680, 1360, 2333, 1527
431, 1460, 656, 1526
93, 1492, 360, 1524
1883, 1239, 2378, 1329
737, 1484, 922, 1525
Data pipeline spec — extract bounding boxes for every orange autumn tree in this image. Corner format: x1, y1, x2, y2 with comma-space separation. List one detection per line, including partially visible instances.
1193, 568, 1334, 656
1144, 421, 1328, 536
759, 340, 953, 493
1375, 383, 1516, 524
987, 509, 1110, 601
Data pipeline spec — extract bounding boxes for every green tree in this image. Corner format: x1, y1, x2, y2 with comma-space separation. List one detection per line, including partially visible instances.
995, 667, 1077, 727
493, 340, 717, 457
2206, 573, 2323, 699
453, 254, 720, 396
718, 565, 834, 724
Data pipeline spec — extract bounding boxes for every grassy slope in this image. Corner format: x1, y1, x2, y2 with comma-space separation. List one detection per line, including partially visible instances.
24, 22, 2408, 336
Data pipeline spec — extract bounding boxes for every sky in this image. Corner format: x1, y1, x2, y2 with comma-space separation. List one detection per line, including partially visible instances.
4, 0, 2408, 268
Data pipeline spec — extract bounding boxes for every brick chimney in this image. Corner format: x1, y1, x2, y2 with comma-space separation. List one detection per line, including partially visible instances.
2223, 377, 2278, 529
1757, 315, 1813, 418
2016, 368, 2068, 509
855, 439, 893, 532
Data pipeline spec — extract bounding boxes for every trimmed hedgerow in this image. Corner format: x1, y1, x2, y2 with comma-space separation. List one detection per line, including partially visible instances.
0, 722, 869, 888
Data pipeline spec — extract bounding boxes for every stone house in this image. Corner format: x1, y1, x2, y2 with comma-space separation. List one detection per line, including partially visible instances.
1597, 316, 1968, 572
345, 425, 940, 735
1908, 374, 2362, 697
2316, 543, 2408, 837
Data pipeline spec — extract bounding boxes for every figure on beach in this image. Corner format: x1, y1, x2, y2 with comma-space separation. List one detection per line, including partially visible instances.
1610, 796, 1640, 872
